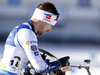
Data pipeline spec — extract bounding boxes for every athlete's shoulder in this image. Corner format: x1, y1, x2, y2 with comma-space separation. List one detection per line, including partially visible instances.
15, 23, 32, 30
17, 23, 36, 37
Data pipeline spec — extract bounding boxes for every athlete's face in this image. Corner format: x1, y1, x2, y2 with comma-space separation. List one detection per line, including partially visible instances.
37, 21, 53, 36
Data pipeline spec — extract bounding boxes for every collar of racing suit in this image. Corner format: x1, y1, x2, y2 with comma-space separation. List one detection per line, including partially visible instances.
27, 20, 37, 35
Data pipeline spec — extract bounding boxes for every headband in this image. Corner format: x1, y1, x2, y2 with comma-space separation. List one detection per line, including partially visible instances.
32, 8, 59, 26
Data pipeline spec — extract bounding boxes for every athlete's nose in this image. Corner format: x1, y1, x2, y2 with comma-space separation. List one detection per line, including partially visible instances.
46, 28, 51, 32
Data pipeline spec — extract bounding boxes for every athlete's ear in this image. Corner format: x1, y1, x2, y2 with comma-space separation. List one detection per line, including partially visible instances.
40, 20, 43, 23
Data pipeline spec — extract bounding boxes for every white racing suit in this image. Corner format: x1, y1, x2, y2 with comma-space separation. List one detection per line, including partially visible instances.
0, 20, 59, 75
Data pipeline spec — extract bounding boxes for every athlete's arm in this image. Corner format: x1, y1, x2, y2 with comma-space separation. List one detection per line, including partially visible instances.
17, 29, 59, 74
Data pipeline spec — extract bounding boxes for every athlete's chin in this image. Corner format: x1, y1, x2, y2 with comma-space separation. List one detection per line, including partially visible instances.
38, 33, 45, 36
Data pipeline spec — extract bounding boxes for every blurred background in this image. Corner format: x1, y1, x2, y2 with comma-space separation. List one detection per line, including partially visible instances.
0, 0, 100, 75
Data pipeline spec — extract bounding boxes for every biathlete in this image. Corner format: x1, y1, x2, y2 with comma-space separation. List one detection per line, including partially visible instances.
0, 1, 69, 75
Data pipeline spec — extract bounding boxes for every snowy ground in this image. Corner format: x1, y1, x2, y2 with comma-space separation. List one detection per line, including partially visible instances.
0, 42, 100, 75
